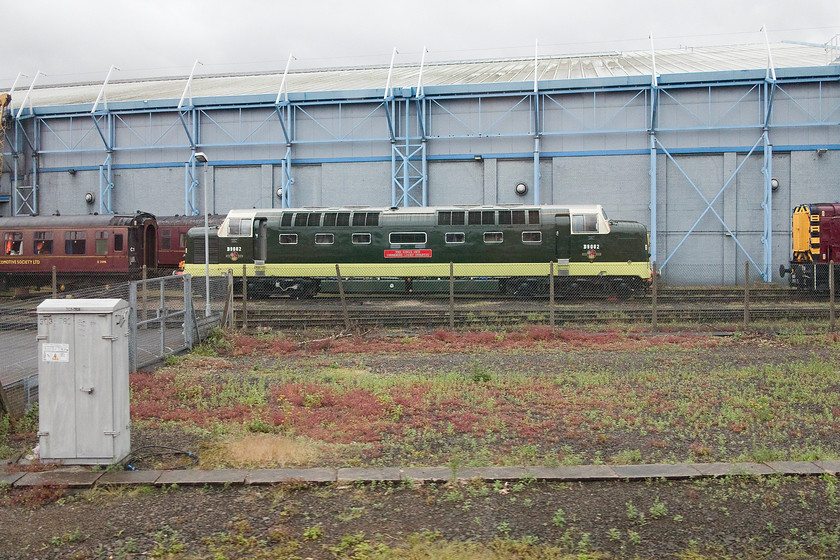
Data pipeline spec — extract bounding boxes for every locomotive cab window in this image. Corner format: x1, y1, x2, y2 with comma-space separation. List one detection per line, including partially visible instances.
571, 213, 599, 234
34, 231, 53, 255
445, 232, 465, 244
352, 233, 371, 245
228, 218, 253, 237
65, 231, 86, 255
96, 231, 109, 255
4, 232, 22, 255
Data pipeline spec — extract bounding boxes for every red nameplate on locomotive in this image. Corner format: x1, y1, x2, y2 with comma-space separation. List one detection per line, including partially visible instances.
384, 249, 432, 258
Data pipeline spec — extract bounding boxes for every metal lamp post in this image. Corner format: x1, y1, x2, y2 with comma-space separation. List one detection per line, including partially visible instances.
194, 151, 211, 316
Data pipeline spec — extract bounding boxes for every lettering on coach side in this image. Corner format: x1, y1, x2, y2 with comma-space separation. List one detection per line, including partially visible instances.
384, 249, 432, 258
0, 259, 41, 265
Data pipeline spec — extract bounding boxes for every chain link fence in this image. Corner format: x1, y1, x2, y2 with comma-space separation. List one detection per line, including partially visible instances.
228, 262, 838, 332
0, 271, 229, 416
3, 262, 837, 416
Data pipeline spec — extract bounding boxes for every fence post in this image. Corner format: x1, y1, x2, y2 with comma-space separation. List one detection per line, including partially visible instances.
0, 380, 15, 419
222, 270, 233, 329
449, 262, 455, 330
141, 264, 148, 329
744, 262, 750, 329
129, 280, 137, 372
51, 266, 57, 298
242, 264, 248, 330
183, 274, 194, 350
651, 261, 658, 331
336, 264, 351, 331
830, 261, 836, 333
549, 261, 555, 328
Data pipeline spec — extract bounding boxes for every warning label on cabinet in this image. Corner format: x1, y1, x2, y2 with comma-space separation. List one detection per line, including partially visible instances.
42, 343, 70, 363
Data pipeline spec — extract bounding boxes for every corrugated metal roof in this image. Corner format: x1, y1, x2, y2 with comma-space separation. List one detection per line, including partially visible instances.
9, 42, 838, 111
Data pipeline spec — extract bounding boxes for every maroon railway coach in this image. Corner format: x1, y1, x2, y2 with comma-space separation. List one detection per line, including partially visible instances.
0, 212, 157, 289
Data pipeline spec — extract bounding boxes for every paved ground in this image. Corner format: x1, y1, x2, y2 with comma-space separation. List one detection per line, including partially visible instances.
3, 460, 840, 489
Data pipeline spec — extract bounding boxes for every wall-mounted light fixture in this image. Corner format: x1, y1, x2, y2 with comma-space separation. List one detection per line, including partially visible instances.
84, 192, 95, 204
67, 169, 76, 175
474, 154, 482, 161
515, 182, 528, 196
817, 148, 828, 156
771, 178, 780, 191
276, 187, 283, 198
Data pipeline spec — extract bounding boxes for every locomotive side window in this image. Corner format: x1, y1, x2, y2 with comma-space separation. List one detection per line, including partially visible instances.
95, 231, 109, 255
114, 234, 124, 252
469, 210, 495, 225
315, 233, 334, 245
352, 212, 379, 227
438, 211, 465, 226
34, 231, 53, 255
352, 233, 371, 245
294, 213, 308, 227
279, 234, 298, 244
65, 231, 86, 254
484, 232, 503, 244
4, 232, 23, 255
522, 231, 542, 244
389, 232, 426, 245
445, 232, 465, 244
571, 214, 599, 233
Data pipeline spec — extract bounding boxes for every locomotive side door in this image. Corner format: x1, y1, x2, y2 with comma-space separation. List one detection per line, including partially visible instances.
254, 219, 267, 262
554, 213, 571, 264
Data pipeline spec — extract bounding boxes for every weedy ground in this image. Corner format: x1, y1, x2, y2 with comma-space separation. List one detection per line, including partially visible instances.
2, 324, 840, 559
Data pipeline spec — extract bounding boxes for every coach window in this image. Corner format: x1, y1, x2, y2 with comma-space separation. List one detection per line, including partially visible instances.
34, 231, 53, 255
4, 232, 22, 255
96, 231, 109, 255
279, 234, 298, 244
315, 233, 334, 245
65, 231, 86, 254
160, 229, 171, 250
571, 213, 599, 234
522, 231, 542, 244
445, 232, 465, 244
352, 233, 371, 245
114, 234, 124, 252
484, 232, 503, 244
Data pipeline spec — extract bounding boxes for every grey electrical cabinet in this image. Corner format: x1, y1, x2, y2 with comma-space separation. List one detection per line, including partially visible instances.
36, 299, 131, 465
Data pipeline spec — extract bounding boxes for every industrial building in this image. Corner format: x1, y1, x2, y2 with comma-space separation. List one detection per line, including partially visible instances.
1, 39, 838, 284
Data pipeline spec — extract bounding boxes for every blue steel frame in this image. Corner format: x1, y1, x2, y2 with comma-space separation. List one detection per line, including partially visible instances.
3, 66, 839, 280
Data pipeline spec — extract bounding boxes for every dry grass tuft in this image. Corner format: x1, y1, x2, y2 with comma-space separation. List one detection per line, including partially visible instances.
205, 434, 319, 468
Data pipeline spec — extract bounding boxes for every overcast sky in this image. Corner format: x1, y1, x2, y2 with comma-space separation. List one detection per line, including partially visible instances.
4, 0, 838, 88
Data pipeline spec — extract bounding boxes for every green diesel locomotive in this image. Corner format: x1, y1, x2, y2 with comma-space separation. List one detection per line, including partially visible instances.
183, 204, 651, 298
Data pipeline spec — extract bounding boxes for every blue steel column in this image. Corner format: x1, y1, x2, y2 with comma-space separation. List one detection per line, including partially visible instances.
649, 84, 659, 265
532, 91, 541, 205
